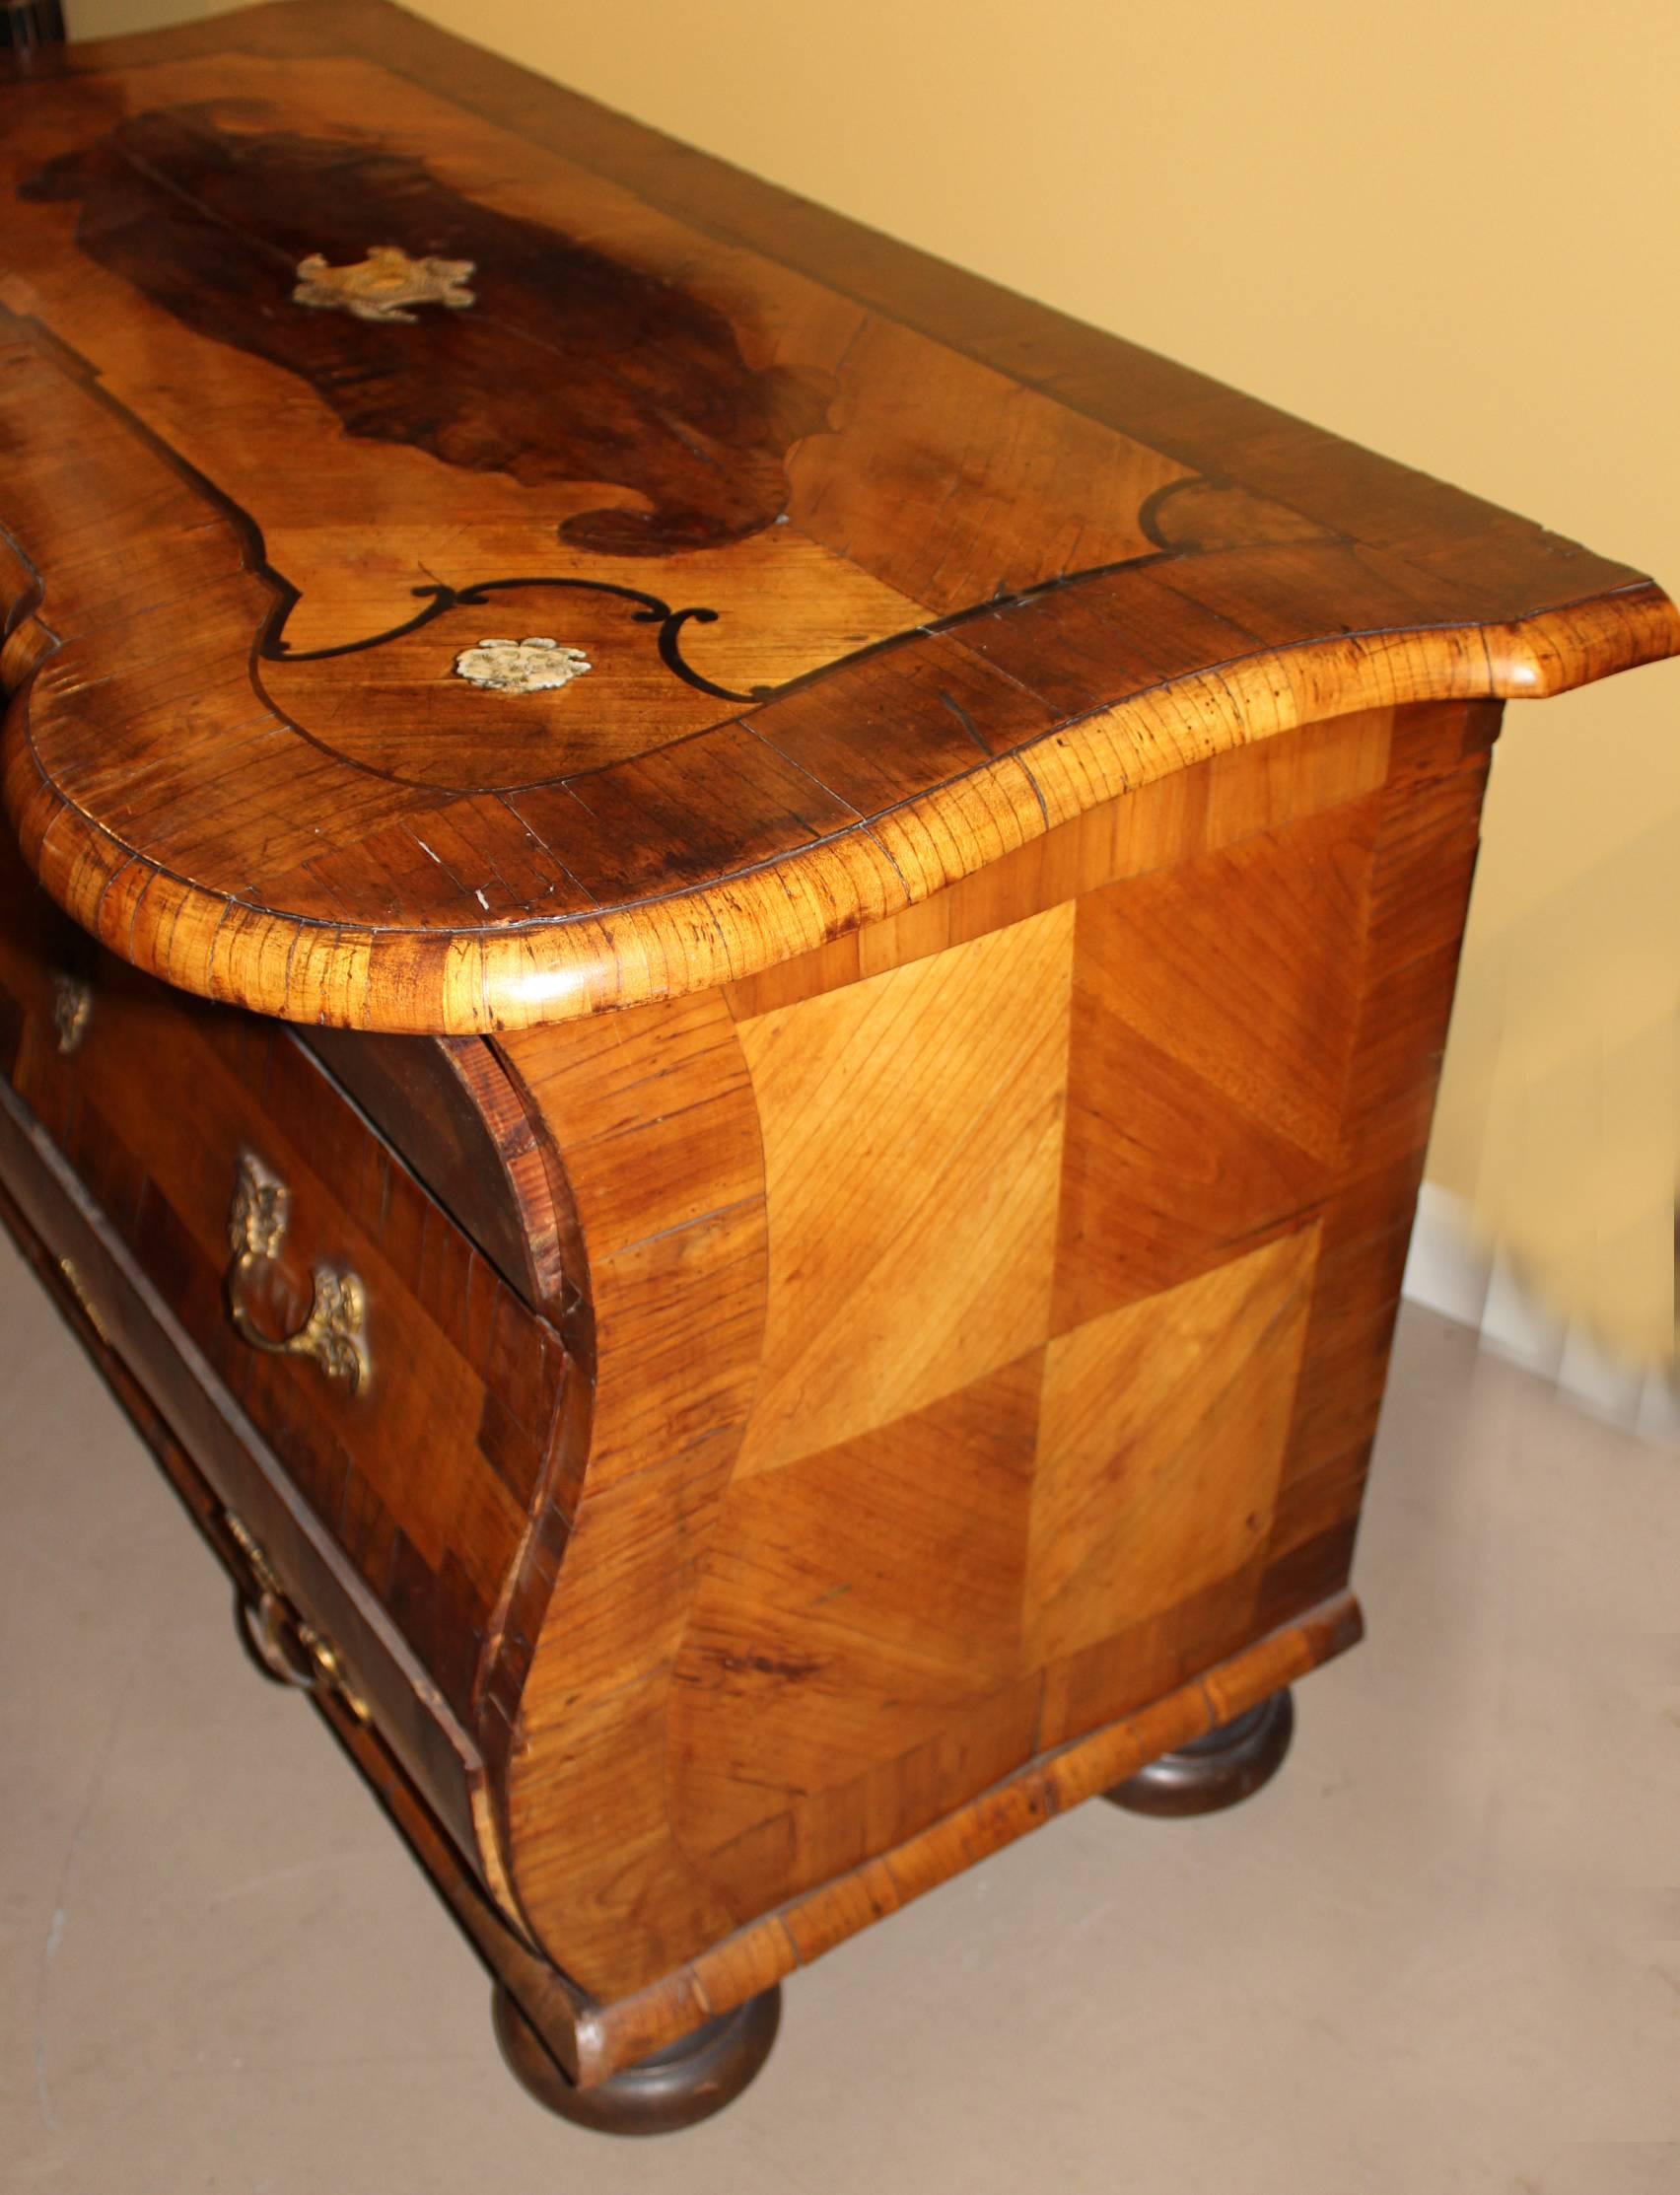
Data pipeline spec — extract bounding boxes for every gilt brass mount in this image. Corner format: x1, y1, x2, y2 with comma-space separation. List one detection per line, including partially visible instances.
226, 1152, 369, 1393
224, 1510, 371, 1723
56, 1254, 107, 1342
51, 971, 91, 1054
292, 245, 475, 323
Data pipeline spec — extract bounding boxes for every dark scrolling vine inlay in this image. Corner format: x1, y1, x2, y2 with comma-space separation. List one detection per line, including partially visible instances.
21, 103, 833, 557
262, 575, 763, 706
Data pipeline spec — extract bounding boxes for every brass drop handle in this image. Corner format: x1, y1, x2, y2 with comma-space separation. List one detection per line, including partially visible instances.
225, 1511, 371, 1724
240, 1587, 319, 1690
225, 1152, 370, 1394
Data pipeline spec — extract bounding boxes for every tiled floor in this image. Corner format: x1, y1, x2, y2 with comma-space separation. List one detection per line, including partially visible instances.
2, 1228, 1675, 2195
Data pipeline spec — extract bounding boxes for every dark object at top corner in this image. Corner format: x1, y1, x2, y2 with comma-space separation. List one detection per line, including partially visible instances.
2, 0, 67, 53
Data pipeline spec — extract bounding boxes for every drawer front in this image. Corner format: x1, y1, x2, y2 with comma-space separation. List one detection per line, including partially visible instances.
0, 1095, 485, 1868
0, 852, 566, 1724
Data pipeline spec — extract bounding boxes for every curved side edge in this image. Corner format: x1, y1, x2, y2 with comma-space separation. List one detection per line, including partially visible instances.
7, 585, 1678, 1036
490, 995, 773, 2013
442, 1035, 580, 1311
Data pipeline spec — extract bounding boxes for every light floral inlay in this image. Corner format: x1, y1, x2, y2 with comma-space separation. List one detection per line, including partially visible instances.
453, 637, 595, 694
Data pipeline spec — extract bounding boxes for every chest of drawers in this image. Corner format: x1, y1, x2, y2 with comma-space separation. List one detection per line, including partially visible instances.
2, 0, 1674, 2137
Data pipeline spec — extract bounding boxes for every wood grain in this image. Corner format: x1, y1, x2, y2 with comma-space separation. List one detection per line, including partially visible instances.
469, 698, 1495, 2000
0, 10, 1672, 1032
1, 0, 1673, 2091
300, 1025, 571, 1310
731, 903, 1073, 1477
0, 1167, 1368, 2085
0, 1089, 494, 1882
0, 828, 566, 1724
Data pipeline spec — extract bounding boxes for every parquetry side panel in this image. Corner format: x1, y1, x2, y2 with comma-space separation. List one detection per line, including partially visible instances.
665, 788, 1396, 1907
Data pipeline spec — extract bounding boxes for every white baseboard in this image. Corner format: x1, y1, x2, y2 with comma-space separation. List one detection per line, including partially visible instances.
1401, 1184, 1678, 1445
1400, 1182, 1493, 1329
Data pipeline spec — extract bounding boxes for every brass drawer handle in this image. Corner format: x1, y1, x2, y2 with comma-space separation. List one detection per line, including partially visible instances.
52, 971, 92, 1054
225, 1511, 371, 1724
226, 1152, 370, 1394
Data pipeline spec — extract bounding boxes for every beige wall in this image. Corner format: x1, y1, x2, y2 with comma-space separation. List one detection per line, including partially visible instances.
64, 0, 1680, 1356
67, 0, 224, 34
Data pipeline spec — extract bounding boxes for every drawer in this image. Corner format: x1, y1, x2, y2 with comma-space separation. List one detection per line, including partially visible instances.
0, 1092, 486, 1868
0, 850, 568, 1726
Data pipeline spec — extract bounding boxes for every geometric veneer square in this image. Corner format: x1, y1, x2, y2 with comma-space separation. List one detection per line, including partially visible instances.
1027, 1226, 1319, 1667
734, 901, 1073, 1476
1053, 802, 1375, 1331
670, 1353, 1045, 1879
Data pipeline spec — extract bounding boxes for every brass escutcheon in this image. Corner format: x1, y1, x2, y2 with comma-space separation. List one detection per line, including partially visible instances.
51, 971, 92, 1055
226, 1152, 370, 1394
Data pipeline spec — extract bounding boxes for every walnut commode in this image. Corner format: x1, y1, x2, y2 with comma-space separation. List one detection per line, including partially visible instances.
2, 0, 1674, 2138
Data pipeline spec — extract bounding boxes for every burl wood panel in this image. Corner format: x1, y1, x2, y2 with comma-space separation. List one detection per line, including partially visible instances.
489, 697, 1488, 2002
22, 103, 830, 557
2, 9, 1674, 1031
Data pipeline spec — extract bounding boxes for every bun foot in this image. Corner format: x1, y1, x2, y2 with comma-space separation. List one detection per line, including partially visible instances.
1104, 1688, 1295, 1818
491, 1982, 781, 2136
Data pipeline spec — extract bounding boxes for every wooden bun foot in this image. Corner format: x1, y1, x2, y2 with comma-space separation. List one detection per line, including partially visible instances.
1103, 1689, 1295, 1818
491, 1982, 781, 2136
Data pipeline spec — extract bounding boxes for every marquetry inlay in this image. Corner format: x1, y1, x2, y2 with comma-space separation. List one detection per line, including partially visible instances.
453, 637, 595, 694
292, 244, 475, 323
